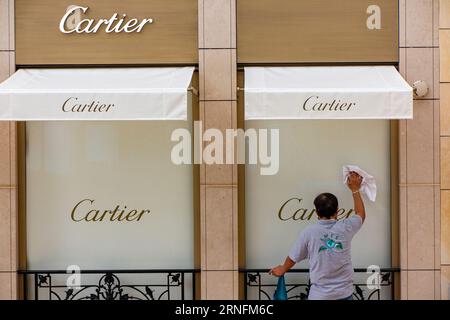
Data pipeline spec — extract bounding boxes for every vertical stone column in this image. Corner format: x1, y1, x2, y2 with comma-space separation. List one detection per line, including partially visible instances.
439, 0, 450, 300
198, 0, 238, 299
0, 0, 17, 300
398, 0, 441, 299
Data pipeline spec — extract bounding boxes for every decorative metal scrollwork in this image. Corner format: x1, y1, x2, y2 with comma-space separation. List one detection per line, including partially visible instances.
243, 269, 397, 301
22, 270, 197, 301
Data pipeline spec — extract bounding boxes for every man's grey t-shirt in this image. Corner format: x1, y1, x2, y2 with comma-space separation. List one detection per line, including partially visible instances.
288, 215, 363, 300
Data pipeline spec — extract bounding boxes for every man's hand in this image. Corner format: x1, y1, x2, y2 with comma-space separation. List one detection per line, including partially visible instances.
347, 171, 363, 192
346, 171, 366, 222
269, 265, 286, 277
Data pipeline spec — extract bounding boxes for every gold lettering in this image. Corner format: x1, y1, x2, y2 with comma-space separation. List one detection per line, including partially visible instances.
71, 198, 94, 222
117, 206, 128, 222
278, 197, 301, 221
337, 208, 354, 220
85, 209, 100, 222
278, 196, 353, 222
136, 210, 151, 221
99, 210, 112, 222
293, 208, 314, 221
70, 199, 151, 223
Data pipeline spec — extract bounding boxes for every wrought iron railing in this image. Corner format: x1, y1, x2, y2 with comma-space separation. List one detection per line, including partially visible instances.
19, 269, 200, 301
240, 268, 400, 300
19, 268, 399, 300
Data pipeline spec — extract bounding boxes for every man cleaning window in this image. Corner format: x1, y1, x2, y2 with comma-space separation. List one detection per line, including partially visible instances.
269, 171, 365, 300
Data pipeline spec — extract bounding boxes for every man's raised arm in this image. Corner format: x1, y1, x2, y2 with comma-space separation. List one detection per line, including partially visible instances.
347, 171, 366, 223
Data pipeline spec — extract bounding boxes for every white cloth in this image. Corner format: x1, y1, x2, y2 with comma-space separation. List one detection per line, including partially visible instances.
343, 165, 377, 202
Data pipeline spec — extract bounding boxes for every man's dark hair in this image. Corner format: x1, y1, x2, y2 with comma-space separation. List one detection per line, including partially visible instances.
313, 193, 338, 219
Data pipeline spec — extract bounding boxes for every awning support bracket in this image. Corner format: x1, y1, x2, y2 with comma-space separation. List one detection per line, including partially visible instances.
188, 86, 199, 97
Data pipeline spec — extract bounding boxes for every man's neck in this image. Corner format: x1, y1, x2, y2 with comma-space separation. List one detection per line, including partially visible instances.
318, 217, 337, 221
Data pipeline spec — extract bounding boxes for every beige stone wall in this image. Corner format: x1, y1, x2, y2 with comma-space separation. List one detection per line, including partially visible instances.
398, 0, 441, 299
0, 0, 447, 300
0, 0, 17, 300
198, 0, 239, 299
440, 0, 450, 300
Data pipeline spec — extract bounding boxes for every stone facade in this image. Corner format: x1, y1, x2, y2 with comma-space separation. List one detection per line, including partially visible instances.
0, 0, 17, 301
198, 0, 239, 299
0, 0, 448, 300
397, 0, 441, 300
440, 0, 450, 300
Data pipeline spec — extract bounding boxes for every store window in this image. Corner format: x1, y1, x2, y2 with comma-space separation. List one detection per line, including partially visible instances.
26, 119, 194, 270
240, 65, 411, 300
22, 98, 196, 300
244, 119, 392, 299
245, 119, 391, 268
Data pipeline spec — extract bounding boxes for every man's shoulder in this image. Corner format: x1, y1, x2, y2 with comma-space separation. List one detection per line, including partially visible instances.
335, 215, 363, 235
340, 215, 363, 225
302, 222, 321, 234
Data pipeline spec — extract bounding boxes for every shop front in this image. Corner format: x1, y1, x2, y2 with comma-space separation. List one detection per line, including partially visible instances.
0, 0, 445, 300
0, 0, 201, 300
241, 66, 411, 300
235, 0, 423, 300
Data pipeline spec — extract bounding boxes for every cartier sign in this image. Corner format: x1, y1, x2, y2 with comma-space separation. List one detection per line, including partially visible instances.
71, 199, 151, 222
62, 97, 115, 113
60, 5, 154, 34
16, 0, 198, 65
278, 197, 354, 222
302, 96, 357, 112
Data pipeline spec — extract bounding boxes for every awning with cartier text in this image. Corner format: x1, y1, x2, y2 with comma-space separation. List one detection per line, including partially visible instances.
244, 66, 413, 120
0, 67, 194, 120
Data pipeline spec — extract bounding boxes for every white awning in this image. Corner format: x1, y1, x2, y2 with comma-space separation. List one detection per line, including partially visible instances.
245, 66, 413, 120
0, 67, 195, 121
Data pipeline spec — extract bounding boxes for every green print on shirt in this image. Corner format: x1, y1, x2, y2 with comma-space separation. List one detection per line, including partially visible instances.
318, 234, 344, 253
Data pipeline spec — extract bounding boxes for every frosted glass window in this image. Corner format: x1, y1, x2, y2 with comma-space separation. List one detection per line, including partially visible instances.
245, 120, 391, 269
26, 118, 193, 270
